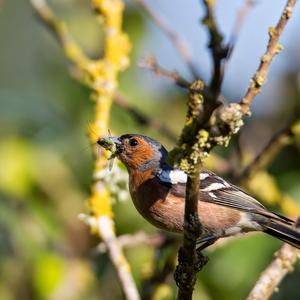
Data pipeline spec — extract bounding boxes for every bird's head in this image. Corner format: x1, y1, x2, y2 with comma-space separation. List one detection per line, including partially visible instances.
97, 134, 169, 173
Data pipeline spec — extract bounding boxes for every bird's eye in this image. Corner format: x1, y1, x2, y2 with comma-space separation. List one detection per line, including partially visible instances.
129, 138, 139, 147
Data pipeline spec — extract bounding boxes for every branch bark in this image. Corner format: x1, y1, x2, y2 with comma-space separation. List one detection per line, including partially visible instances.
246, 219, 300, 300
172, 0, 298, 298
202, 0, 227, 94
175, 167, 207, 300
140, 55, 190, 89
240, 0, 298, 114
172, 80, 219, 299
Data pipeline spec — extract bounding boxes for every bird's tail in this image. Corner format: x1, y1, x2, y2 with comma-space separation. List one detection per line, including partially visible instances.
264, 221, 300, 249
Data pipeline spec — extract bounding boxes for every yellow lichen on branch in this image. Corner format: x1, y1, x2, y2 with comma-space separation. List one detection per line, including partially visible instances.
31, 1, 140, 299
85, 0, 130, 221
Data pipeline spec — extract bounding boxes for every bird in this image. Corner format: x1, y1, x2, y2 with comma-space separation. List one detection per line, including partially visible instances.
97, 133, 300, 250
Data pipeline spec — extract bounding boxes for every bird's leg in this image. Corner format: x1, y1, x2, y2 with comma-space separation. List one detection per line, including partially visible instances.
196, 235, 218, 251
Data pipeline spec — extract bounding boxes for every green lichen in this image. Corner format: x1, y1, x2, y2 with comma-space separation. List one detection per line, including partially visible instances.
176, 130, 211, 172
268, 26, 277, 38
275, 43, 284, 54
189, 80, 205, 93
219, 103, 244, 133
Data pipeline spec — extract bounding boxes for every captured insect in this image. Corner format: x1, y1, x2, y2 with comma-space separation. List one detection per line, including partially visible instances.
97, 131, 118, 171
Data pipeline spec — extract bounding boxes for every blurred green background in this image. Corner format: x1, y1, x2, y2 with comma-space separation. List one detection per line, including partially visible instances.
0, 0, 300, 299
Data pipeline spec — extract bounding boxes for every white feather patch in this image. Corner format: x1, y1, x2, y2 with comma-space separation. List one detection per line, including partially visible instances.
159, 169, 218, 185
201, 182, 226, 191
208, 192, 217, 198
200, 172, 210, 180
158, 169, 187, 184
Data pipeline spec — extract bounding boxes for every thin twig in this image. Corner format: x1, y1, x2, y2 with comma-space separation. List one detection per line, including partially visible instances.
224, 0, 256, 70
95, 217, 141, 300
240, 0, 297, 114
134, 0, 199, 79
139, 55, 190, 89
141, 236, 179, 300
96, 231, 168, 253
31, 0, 88, 65
114, 92, 177, 142
95, 230, 244, 255
202, 0, 227, 95
140, 55, 229, 109
240, 118, 300, 180
246, 219, 300, 300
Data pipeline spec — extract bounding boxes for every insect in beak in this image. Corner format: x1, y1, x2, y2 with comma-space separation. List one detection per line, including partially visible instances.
97, 136, 121, 171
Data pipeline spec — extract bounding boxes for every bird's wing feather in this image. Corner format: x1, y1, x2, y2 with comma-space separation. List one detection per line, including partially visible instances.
157, 169, 293, 224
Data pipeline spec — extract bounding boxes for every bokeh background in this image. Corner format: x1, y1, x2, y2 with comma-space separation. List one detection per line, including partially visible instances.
1, 0, 300, 299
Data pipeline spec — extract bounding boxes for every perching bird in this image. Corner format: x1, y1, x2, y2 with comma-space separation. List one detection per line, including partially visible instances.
98, 133, 300, 250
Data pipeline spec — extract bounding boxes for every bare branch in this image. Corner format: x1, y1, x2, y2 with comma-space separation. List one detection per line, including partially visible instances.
172, 80, 213, 300
225, 0, 256, 67
201, 0, 227, 95
96, 231, 168, 253
240, 0, 297, 114
114, 92, 178, 142
246, 219, 300, 300
240, 118, 300, 180
31, 1, 140, 299
31, 0, 88, 65
134, 0, 200, 79
175, 167, 208, 300
141, 237, 179, 300
172, 1, 298, 298
95, 217, 141, 300
139, 55, 190, 89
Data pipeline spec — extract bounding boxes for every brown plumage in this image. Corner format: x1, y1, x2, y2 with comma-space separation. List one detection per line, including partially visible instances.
98, 134, 300, 250
130, 173, 241, 235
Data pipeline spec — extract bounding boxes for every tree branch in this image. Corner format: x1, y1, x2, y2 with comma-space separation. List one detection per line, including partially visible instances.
246, 219, 300, 300
172, 80, 215, 300
114, 92, 178, 142
141, 236, 179, 300
31, 0, 88, 65
240, 0, 297, 114
31, 1, 140, 299
96, 231, 169, 253
134, 0, 199, 79
174, 167, 208, 300
202, 0, 227, 95
225, 0, 256, 67
139, 55, 190, 89
240, 118, 300, 180
171, 1, 298, 298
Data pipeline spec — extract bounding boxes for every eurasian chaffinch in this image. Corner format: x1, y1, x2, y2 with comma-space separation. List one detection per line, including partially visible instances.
98, 134, 300, 250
